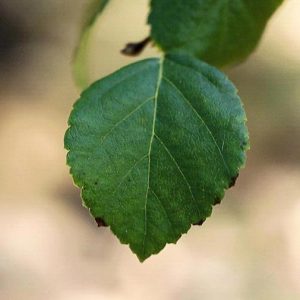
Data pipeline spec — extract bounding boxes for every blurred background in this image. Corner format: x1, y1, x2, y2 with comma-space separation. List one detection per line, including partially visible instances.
0, 0, 299, 299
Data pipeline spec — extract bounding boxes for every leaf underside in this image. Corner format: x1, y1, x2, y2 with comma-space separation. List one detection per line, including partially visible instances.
65, 53, 249, 261
149, 0, 284, 67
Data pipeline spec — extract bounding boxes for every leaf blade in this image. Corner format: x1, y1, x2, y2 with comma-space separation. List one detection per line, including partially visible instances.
149, 0, 284, 67
65, 53, 249, 261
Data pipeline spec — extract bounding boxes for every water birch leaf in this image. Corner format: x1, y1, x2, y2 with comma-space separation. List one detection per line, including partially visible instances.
149, 0, 283, 67
65, 53, 249, 261
73, 0, 110, 88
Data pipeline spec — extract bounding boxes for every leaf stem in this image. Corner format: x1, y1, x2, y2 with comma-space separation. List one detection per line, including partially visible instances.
121, 36, 151, 56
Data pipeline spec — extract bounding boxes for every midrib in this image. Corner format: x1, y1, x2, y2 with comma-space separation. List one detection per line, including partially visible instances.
142, 57, 164, 254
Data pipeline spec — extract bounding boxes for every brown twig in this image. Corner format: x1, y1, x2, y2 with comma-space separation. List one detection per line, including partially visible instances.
121, 36, 151, 56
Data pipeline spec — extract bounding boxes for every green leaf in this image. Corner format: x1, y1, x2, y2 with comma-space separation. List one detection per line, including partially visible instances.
65, 53, 249, 261
149, 0, 283, 67
73, 0, 110, 88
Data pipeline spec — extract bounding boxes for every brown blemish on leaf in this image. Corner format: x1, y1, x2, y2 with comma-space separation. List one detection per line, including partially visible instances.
213, 197, 222, 206
95, 217, 108, 227
229, 174, 239, 188
193, 219, 206, 226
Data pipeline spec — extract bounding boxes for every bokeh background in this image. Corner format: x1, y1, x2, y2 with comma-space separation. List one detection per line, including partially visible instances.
0, 0, 299, 299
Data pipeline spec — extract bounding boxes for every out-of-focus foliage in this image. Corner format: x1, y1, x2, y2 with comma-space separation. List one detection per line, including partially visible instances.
73, 0, 110, 88
149, 0, 284, 67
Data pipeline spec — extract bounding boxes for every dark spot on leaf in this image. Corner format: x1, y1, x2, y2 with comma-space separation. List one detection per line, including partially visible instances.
213, 197, 222, 206
240, 140, 249, 149
229, 174, 239, 188
193, 219, 206, 226
95, 217, 108, 227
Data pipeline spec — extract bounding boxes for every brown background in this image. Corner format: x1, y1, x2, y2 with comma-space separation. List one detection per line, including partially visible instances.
0, 0, 299, 299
